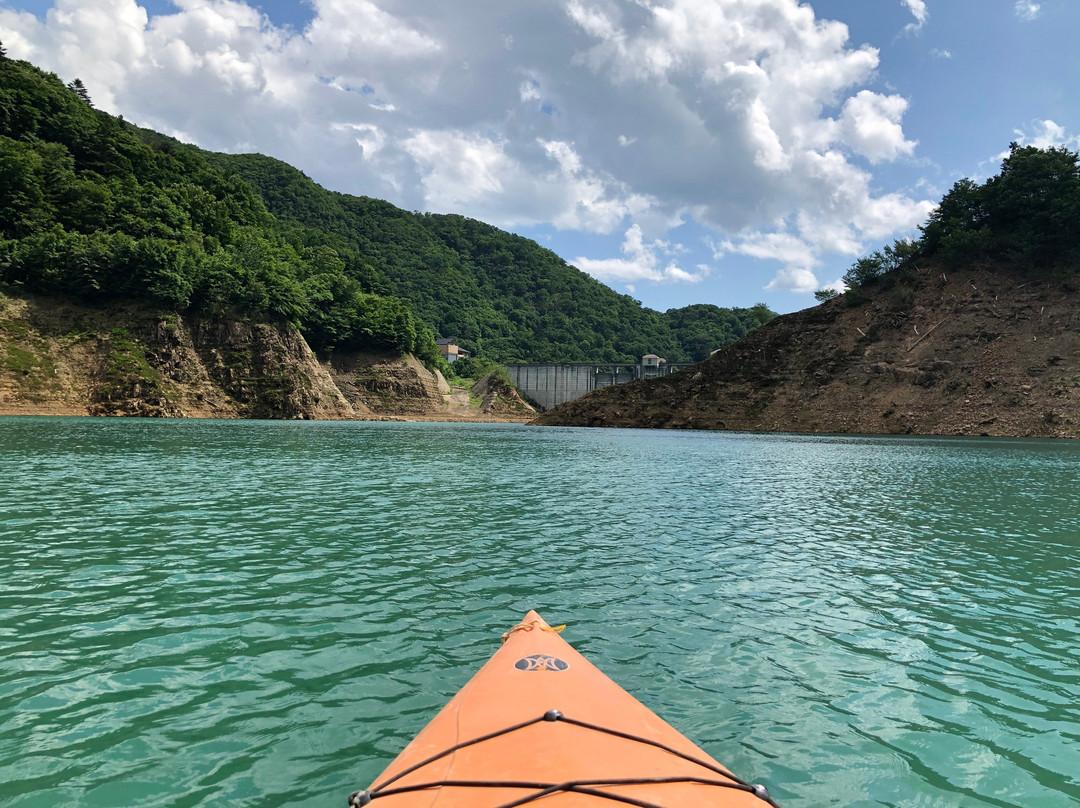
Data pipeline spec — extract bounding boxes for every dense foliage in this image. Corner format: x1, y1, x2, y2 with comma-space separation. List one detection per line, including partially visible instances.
212, 153, 771, 363
0, 56, 437, 360
923, 143, 1080, 273
1, 53, 772, 364
828, 143, 1080, 299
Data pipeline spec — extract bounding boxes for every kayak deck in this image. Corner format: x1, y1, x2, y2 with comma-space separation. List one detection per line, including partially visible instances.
350, 611, 778, 807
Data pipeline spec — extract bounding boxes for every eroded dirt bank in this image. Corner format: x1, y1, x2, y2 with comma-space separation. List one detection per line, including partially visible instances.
534, 264, 1080, 438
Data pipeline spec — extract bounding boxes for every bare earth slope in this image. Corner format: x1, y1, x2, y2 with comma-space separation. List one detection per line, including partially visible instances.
0, 293, 358, 419
472, 371, 537, 419
534, 264, 1080, 438
0, 293, 531, 421
324, 352, 442, 417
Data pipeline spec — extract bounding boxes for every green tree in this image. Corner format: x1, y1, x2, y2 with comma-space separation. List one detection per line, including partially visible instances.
920, 178, 991, 266
842, 238, 920, 289
0, 138, 49, 237
919, 144, 1080, 274
67, 78, 93, 108
983, 143, 1080, 273
750, 302, 777, 327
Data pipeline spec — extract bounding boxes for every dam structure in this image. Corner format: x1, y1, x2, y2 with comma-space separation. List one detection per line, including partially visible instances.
506, 356, 693, 411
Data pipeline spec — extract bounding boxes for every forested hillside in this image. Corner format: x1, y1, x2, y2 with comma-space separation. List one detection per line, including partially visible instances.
209, 153, 771, 362
0, 55, 437, 361
1, 53, 771, 365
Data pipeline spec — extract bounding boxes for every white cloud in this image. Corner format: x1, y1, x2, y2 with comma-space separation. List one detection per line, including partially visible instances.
333, 122, 386, 157
305, 0, 440, 62
766, 267, 819, 294
0, 0, 933, 299
901, 0, 928, 32
519, 79, 541, 102
0, 0, 155, 109
1015, 2, 1041, 21
715, 232, 820, 293
720, 232, 813, 268
538, 140, 653, 233
575, 225, 709, 285
838, 90, 917, 164
1008, 119, 1080, 152
402, 130, 509, 209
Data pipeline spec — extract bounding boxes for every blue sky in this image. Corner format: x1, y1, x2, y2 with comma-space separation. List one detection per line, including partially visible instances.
1, 0, 1076, 314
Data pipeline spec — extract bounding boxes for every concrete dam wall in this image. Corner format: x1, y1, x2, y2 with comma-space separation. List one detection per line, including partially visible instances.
506, 362, 692, 411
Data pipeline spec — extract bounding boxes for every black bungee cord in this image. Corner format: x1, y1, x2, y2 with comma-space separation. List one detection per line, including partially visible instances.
348, 709, 781, 807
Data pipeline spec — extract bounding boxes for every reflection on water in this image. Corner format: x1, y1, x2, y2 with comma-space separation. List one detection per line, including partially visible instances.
1, 419, 1078, 807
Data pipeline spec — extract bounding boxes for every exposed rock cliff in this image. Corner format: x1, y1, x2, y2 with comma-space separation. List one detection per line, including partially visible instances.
323, 352, 444, 416
534, 264, 1080, 438
473, 371, 536, 419
0, 293, 409, 419
0, 293, 359, 418
0, 292, 541, 422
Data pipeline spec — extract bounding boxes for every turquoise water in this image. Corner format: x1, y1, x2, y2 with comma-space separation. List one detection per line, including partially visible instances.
1, 417, 1078, 807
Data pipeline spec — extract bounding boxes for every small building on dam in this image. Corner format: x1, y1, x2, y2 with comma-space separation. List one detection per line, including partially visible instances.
506, 356, 693, 411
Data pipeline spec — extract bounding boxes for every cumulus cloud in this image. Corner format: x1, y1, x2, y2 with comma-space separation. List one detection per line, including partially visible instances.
714, 232, 825, 294
839, 91, 917, 164
575, 225, 708, 284
717, 232, 813, 269
304, 0, 440, 61
0, 0, 933, 298
977, 121, 1080, 178
817, 277, 847, 295
0, 0, 155, 109
402, 131, 509, 209
766, 267, 819, 294
538, 140, 654, 233
1015, 1, 1041, 21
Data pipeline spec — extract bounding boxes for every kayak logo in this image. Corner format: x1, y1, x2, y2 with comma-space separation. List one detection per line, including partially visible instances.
514, 654, 569, 672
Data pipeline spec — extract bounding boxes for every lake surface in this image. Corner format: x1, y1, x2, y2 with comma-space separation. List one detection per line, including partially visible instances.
1, 417, 1078, 807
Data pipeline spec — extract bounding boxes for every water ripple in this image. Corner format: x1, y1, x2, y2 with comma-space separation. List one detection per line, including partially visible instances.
1, 420, 1079, 806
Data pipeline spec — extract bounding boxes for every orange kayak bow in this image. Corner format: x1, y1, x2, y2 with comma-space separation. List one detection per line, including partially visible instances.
349, 610, 779, 807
